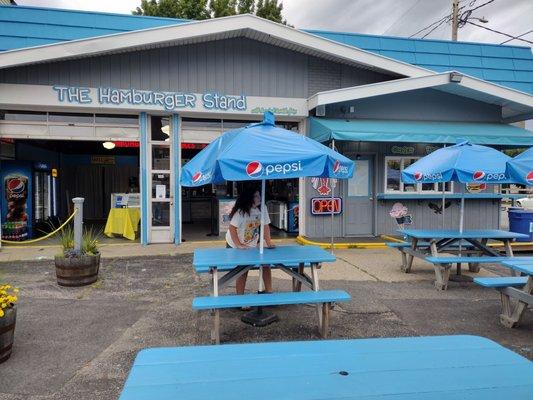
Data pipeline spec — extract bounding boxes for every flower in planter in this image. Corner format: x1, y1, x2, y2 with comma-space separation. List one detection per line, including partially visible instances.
0, 284, 19, 317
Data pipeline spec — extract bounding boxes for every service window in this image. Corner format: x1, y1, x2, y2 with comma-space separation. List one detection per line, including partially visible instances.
384, 156, 453, 194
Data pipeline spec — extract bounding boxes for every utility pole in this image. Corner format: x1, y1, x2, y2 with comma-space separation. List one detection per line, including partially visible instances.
451, 0, 459, 41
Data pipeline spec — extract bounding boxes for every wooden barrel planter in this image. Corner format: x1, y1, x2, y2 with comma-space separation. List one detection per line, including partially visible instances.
0, 306, 16, 364
54, 253, 100, 287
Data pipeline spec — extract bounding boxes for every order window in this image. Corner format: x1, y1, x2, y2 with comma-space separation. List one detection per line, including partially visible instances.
384, 156, 453, 194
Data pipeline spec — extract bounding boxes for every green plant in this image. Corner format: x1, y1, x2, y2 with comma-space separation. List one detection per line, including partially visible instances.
56, 223, 101, 257
82, 227, 101, 256
58, 223, 74, 252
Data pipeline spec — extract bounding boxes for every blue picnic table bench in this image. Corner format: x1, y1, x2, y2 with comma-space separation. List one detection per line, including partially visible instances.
119, 335, 533, 399
475, 258, 533, 328
193, 245, 350, 343
388, 229, 528, 290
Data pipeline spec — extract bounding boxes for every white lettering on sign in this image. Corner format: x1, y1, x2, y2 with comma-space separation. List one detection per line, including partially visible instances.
53, 86, 251, 112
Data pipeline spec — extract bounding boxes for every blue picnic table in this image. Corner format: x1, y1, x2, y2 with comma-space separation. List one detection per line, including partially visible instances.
393, 229, 528, 290
193, 245, 348, 343
495, 259, 533, 328
119, 335, 533, 399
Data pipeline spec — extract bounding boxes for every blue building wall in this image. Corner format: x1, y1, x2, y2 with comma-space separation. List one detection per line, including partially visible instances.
0, 5, 531, 94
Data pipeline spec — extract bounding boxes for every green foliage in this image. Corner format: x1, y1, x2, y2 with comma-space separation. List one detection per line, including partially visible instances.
57, 222, 74, 252
210, 0, 237, 18
237, 0, 254, 14
82, 227, 101, 256
133, 0, 210, 20
55, 222, 101, 257
133, 0, 287, 23
256, 0, 286, 24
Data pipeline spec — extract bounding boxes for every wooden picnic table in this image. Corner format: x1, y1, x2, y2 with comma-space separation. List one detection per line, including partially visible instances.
498, 259, 533, 328
397, 229, 528, 290
119, 335, 533, 399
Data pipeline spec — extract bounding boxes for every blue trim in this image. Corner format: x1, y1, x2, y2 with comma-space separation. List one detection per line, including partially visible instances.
139, 112, 149, 245
376, 193, 524, 200
172, 114, 181, 245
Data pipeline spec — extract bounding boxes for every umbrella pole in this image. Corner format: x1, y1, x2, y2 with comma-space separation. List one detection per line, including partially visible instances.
259, 179, 265, 291
241, 178, 279, 327
330, 140, 335, 253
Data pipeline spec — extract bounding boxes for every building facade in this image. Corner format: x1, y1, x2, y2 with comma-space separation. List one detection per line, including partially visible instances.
0, 6, 532, 244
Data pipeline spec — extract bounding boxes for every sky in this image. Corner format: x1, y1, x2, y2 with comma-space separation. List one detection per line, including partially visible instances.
15, 0, 533, 46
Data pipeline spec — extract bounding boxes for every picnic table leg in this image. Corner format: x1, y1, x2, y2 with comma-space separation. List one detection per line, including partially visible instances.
503, 240, 518, 277
320, 303, 330, 338
402, 238, 418, 273
211, 267, 220, 345
311, 263, 323, 332
468, 239, 485, 273
429, 240, 450, 290
292, 263, 304, 292
499, 278, 533, 328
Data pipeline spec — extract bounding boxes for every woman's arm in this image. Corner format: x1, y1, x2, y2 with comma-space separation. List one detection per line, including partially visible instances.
264, 224, 275, 248
229, 225, 247, 249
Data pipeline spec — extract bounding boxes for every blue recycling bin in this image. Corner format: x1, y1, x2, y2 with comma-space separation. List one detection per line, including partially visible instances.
508, 208, 533, 242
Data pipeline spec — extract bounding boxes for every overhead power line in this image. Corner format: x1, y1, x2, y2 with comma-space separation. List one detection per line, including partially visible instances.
466, 21, 533, 45
500, 29, 533, 45
383, 0, 423, 35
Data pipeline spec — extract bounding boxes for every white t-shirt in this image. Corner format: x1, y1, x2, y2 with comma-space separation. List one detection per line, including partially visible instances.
225, 207, 271, 248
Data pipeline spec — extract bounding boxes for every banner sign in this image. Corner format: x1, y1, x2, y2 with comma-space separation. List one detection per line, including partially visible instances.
311, 197, 342, 215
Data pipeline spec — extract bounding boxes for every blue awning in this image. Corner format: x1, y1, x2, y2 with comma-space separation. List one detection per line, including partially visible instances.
309, 118, 533, 146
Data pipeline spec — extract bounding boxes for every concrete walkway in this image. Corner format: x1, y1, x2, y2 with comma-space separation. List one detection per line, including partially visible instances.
0, 247, 531, 399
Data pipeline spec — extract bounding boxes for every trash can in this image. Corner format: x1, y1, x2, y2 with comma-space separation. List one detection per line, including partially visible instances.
508, 208, 533, 242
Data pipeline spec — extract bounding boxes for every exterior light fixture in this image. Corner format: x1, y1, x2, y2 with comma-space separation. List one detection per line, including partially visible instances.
449, 72, 463, 83
102, 141, 116, 150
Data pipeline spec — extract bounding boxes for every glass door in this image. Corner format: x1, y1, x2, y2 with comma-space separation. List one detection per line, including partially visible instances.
148, 116, 174, 243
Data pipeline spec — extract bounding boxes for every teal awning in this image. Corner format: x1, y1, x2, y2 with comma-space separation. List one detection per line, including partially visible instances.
309, 118, 533, 146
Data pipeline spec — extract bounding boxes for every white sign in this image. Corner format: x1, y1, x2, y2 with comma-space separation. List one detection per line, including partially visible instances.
0, 84, 307, 117
155, 185, 166, 199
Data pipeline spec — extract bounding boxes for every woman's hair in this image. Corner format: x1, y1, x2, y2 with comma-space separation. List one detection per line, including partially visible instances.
229, 187, 259, 218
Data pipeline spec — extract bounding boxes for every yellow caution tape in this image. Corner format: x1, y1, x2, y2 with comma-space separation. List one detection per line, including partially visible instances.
1, 209, 77, 245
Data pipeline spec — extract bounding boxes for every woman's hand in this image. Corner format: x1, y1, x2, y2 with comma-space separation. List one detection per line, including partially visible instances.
266, 242, 276, 249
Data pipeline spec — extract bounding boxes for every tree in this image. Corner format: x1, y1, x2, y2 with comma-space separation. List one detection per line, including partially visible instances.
133, 0, 288, 24
255, 0, 286, 24
133, 0, 211, 20
209, 0, 237, 18
237, 0, 254, 14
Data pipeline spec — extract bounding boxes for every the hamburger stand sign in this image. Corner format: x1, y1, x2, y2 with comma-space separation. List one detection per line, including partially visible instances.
48, 85, 303, 116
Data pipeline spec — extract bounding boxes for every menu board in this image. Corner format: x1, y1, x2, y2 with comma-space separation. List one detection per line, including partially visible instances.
218, 198, 236, 235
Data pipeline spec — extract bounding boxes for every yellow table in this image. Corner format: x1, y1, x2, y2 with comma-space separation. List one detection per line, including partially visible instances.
104, 208, 141, 241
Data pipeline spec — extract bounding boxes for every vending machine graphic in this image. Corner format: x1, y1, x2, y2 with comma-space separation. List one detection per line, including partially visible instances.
1, 162, 33, 241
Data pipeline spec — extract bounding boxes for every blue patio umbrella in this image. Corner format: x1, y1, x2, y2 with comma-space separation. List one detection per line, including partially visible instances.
181, 112, 354, 187
506, 147, 533, 186
402, 140, 512, 233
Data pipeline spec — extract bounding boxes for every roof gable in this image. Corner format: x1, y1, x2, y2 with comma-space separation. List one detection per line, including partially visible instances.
0, 13, 431, 79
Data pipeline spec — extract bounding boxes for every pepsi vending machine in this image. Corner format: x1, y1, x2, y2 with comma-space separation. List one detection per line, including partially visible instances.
0, 161, 33, 241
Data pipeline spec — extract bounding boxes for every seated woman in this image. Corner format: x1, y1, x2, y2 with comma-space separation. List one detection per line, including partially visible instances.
225, 187, 275, 302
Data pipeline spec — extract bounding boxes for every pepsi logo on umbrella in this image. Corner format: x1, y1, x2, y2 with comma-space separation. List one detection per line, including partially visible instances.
473, 171, 486, 181
192, 172, 203, 183
246, 161, 263, 178
527, 171, 533, 185
414, 171, 423, 181
332, 160, 349, 176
